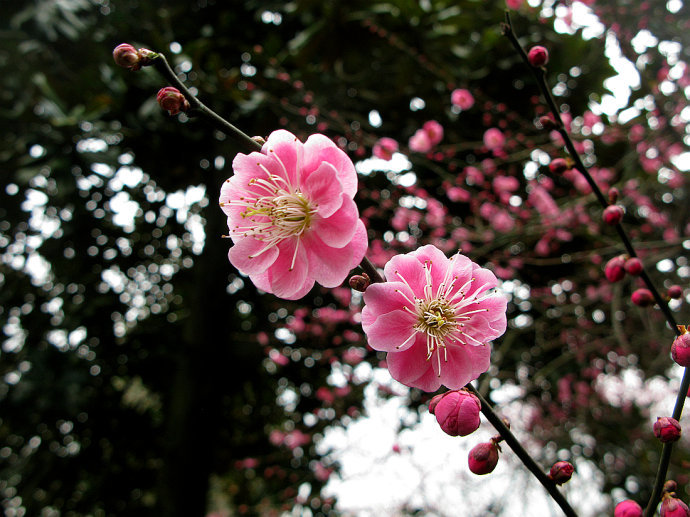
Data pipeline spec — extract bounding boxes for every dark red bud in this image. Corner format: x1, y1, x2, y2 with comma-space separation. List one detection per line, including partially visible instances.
605, 256, 626, 283
603, 205, 624, 225
348, 273, 370, 292
548, 461, 574, 485
468, 441, 499, 475
549, 158, 568, 174
528, 45, 549, 67
624, 257, 643, 276
156, 87, 189, 115
654, 417, 681, 443
631, 288, 654, 307
668, 285, 683, 299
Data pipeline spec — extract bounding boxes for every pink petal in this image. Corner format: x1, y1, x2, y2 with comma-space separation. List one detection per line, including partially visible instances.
439, 343, 491, 390
360, 309, 417, 352
386, 339, 442, 392
382, 253, 427, 299
303, 161, 343, 218
228, 237, 279, 276
466, 264, 499, 297
263, 130, 304, 186
267, 238, 311, 299
361, 282, 412, 322
303, 134, 357, 198
311, 196, 358, 248
301, 232, 358, 288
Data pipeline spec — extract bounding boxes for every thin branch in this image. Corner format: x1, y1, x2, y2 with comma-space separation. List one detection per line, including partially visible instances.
501, 13, 686, 515
466, 385, 578, 517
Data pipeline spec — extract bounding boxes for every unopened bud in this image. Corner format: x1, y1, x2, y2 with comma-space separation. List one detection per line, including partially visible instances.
348, 273, 370, 292
549, 157, 568, 174
428, 393, 445, 415
539, 115, 557, 130
252, 136, 267, 146
664, 480, 679, 494
157, 87, 189, 115
603, 205, 624, 226
548, 461, 574, 485
668, 285, 683, 300
624, 257, 643, 276
433, 389, 481, 437
605, 256, 626, 283
113, 43, 140, 69
672, 333, 690, 367
528, 45, 549, 67
631, 288, 654, 307
614, 499, 643, 517
608, 187, 620, 204
468, 441, 499, 475
660, 495, 690, 517
654, 417, 681, 443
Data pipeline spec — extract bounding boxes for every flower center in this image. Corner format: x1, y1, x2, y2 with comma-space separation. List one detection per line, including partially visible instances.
416, 298, 457, 338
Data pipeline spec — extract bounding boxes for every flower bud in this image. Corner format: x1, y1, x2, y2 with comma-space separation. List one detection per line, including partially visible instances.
631, 288, 654, 307
624, 257, 643, 276
528, 45, 549, 67
156, 87, 189, 115
661, 496, 690, 517
614, 499, 643, 517
433, 389, 481, 437
672, 333, 690, 367
348, 273, 370, 292
549, 158, 568, 174
668, 285, 683, 299
605, 256, 626, 283
113, 43, 140, 69
608, 187, 620, 204
548, 461, 574, 485
538, 115, 557, 130
603, 205, 624, 226
654, 417, 681, 443
468, 441, 499, 475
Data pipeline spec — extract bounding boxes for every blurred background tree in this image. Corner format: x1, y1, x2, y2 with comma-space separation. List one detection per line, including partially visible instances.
0, 0, 688, 516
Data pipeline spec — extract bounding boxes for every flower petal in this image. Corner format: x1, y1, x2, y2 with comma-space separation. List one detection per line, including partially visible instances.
361, 309, 417, 352
311, 196, 359, 248
266, 238, 312, 299
361, 281, 412, 321
382, 253, 427, 299
263, 129, 304, 186
303, 134, 357, 198
303, 161, 343, 218
303, 220, 367, 287
228, 237, 279, 276
438, 343, 491, 390
386, 339, 442, 392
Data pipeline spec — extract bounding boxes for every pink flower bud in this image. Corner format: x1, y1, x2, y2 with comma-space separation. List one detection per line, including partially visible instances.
156, 87, 189, 115
614, 499, 643, 517
603, 205, 624, 225
624, 257, 643, 276
604, 256, 626, 283
654, 417, 681, 443
661, 496, 690, 517
113, 43, 141, 69
548, 461, 574, 485
549, 158, 568, 174
672, 334, 690, 367
433, 390, 481, 437
631, 288, 654, 307
468, 441, 499, 475
668, 285, 683, 299
528, 46, 549, 67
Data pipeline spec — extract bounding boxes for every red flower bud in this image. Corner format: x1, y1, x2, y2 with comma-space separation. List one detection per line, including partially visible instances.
668, 285, 683, 299
603, 205, 624, 225
661, 496, 690, 517
654, 417, 681, 443
549, 158, 568, 174
348, 274, 370, 292
608, 187, 620, 204
528, 45, 549, 67
428, 393, 445, 415
631, 288, 654, 307
604, 256, 626, 283
548, 460, 574, 485
433, 390, 481, 437
539, 115, 557, 130
156, 87, 189, 115
672, 334, 690, 367
468, 441, 499, 475
624, 257, 643, 276
113, 43, 141, 69
614, 499, 643, 517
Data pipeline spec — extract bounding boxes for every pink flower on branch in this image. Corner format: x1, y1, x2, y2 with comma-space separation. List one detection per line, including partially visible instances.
361, 245, 507, 391
219, 130, 367, 300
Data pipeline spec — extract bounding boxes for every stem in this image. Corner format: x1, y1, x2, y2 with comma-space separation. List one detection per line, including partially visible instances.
466, 385, 578, 517
147, 51, 381, 281
502, 12, 686, 514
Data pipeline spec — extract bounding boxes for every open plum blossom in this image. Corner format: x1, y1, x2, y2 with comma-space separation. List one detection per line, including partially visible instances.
219, 130, 367, 299
361, 245, 507, 391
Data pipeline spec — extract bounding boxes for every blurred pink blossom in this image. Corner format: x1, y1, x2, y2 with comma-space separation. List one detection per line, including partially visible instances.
451, 88, 475, 110
373, 137, 399, 160
483, 128, 505, 151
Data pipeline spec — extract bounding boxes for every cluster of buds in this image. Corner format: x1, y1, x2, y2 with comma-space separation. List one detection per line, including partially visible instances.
428, 389, 481, 437
604, 255, 643, 283
157, 87, 190, 116
653, 417, 681, 443
112, 43, 158, 71
661, 481, 690, 517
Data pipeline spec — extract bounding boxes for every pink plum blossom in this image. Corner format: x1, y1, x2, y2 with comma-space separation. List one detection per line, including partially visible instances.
361, 245, 507, 391
220, 130, 368, 300
409, 129, 432, 153
423, 120, 444, 145
451, 88, 475, 110
483, 128, 505, 151
373, 137, 399, 160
